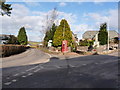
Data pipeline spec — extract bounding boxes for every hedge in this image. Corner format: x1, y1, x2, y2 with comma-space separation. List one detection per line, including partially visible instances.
0, 45, 26, 57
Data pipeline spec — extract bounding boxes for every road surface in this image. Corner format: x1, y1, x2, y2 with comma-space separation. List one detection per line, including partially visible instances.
2, 49, 119, 88
2, 48, 50, 68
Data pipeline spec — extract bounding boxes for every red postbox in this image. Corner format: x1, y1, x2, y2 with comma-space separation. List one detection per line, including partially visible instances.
62, 40, 68, 53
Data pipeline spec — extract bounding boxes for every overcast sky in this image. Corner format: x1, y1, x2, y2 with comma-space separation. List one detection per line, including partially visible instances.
1, 1, 118, 42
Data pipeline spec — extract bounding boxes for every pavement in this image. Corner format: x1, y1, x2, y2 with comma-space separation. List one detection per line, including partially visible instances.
2, 48, 119, 88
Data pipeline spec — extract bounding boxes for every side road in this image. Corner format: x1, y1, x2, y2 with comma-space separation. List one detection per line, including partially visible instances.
1, 48, 50, 68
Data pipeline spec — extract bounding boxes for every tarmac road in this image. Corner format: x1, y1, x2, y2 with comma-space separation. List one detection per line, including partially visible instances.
2, 49, 119, 88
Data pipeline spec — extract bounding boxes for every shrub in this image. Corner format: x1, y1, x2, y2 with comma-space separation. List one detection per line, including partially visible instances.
1, 45, 26, 57
79, 40, 94, 46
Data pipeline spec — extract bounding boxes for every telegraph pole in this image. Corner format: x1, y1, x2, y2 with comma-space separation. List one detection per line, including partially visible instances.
107, 20, 109, 51
63, 20, 65, 39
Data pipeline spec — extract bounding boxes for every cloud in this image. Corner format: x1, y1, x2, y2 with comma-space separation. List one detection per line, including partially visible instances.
59, 2, 67, 7
8, 0, 119, 2
1, 3, 118, 42
1, 3, 78, 41
11, 4, 30, 17
108, 9, 118, 30
24, 2, 40, 7
71, 24, 98, 39
84, 9, 118, 30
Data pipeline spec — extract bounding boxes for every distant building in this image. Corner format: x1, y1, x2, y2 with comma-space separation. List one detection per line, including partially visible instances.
82, 30, 118, 42
72, 32, 78, 42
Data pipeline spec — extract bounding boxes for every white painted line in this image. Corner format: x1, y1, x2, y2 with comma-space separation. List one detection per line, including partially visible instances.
95, 63, 98, 64
83, 64, 86, 66
33, 69, 41, 72
4, 82, 12, 85
26, 66, 39, 72
45, 53, 52, 62
27, 73, 33, 76
55, 65, 61, 68
26, 68, 34, 71
69, 64, 75, 67
13, 73, 19, 76
12, 80, 17, 82
45, 53, 52, 58
22, 75, 27, 78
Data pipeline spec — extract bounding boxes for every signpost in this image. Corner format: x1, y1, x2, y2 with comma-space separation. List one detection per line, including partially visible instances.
47, 40, 52, 47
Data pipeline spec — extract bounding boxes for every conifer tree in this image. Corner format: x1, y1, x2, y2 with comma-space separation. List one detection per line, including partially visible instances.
44, 23, 57, 42
98, 22, 108, 45
17, 27, 28, 45
53, 19, 72, 47
44, 23, 57, 46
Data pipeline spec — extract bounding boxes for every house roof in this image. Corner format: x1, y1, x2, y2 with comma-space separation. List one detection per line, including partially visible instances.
83, 30, 118, 39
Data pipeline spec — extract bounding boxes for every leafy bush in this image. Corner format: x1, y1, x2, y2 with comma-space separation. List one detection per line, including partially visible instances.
79, 40, 94, 46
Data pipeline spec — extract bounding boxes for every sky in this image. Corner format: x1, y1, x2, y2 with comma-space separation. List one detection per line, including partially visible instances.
1, 1, 118, 42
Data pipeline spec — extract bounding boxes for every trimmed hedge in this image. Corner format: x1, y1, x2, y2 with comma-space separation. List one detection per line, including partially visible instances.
0, 45, 26, 57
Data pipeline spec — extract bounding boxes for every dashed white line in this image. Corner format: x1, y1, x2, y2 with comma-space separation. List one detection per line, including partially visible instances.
34, 69, 41, 72
22, 75, 27, 78
82, 64, 86, 66
27, 73, 33, 76
4, 82, 12, 85
26, 68, 34, 72
69, 64, 76, 67
26, 66, 39, 72
13, 73, 19, 76
55, 65, 61, 68
12, 79, 17, 82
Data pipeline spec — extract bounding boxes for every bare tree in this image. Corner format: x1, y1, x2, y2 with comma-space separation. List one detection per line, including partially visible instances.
41, 7, 58, 37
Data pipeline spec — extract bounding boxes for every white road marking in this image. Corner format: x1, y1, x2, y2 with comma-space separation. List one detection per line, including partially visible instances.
4, 82, 12, 85
12, 79, 17, 82
55, 65, 61, 68
34, 69, 41, 72
22, 75, 27, 78
13, 73, 19, 76
26, 66, 39, 72
83, 64, 86, 66
45, 53, 52, 62
45, 53, 52, 58
26, 68, 34, 71
27, 73, 33, 76
69, 64, 75, 67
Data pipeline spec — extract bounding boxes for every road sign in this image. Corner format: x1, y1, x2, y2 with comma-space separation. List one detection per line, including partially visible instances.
48, 42, 52, 47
